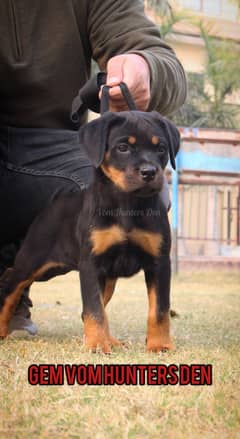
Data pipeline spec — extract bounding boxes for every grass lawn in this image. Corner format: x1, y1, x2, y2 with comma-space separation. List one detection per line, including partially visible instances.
0, 270, 239, 438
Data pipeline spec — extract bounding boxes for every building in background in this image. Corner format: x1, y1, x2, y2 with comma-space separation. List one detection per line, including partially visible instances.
145, 0, 240, 269
146, 0, 240, 73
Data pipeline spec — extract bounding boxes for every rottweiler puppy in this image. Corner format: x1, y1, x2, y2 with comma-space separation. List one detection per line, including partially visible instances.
0, 111, 180, 353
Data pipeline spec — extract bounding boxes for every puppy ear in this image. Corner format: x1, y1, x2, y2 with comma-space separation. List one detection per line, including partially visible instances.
164, 120, 180, 170
78, 112, 116, 167
152, 112, 180, 170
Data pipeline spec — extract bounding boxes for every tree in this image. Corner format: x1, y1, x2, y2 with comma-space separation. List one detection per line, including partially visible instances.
145, 0, 172, 16
148, 1, 240, 128
194, 23, 240, 128
145, 0, 188, 38
171, 24, 240, 128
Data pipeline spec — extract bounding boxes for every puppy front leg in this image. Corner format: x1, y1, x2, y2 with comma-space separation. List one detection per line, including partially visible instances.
145, 255, 174, 352
79, 256, 111, 353
99, 277, 123, 347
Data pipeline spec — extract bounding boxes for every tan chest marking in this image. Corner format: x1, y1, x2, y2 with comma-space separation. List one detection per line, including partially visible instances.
129, 229, 163, 257
90, 225, 162, 257
90, 225, 127, 255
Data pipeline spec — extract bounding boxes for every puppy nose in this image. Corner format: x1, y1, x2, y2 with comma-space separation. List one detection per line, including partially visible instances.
140, 165, 157, 182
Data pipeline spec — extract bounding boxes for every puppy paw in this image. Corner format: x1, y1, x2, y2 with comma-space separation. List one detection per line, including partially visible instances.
108, 334, 125, 347
84, 315, 112, 354
0, 324, 8, 339
85, 338, 112, 354
146, 338, 174, 353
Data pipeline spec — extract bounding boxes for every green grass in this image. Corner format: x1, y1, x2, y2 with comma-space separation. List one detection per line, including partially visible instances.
0, 271, 239, 438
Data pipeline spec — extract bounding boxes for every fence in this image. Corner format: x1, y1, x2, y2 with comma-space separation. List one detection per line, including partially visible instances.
170, 127, 240, 270
177, 182, 240, 257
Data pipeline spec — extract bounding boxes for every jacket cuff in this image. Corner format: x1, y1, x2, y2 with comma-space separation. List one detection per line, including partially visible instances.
127, 49, 187, 116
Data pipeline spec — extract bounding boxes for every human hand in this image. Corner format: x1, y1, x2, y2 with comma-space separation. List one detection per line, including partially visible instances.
102, 54, 151, 111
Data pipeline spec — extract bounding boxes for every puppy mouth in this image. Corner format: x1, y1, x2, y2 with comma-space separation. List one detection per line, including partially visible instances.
124, 170, 164, 196
125, 179, 163, 197
132, 186, 160, 197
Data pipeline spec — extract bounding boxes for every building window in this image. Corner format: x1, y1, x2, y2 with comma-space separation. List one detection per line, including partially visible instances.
180, 0, 202, 12
204, 1, 221, 16
180, 0, 238, 20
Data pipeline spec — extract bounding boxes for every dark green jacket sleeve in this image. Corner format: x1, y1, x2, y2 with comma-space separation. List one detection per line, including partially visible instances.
87, 0, 187, 115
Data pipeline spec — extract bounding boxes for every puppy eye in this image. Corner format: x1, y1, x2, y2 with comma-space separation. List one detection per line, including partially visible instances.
157, 143, 166, 154
117, 144, 129, 153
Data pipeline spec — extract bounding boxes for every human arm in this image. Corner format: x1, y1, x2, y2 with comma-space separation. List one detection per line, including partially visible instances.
87, 0, 187, 115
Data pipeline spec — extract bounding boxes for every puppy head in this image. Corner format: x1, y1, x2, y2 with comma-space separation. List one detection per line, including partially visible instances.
79, 111, 180, 196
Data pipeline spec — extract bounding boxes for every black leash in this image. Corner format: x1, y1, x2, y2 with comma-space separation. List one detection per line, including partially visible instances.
100, 82, 137, 114
71, 72, 137, 124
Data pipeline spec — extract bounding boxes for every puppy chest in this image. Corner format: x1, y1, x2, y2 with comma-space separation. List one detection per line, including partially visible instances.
89, 225, 163, 258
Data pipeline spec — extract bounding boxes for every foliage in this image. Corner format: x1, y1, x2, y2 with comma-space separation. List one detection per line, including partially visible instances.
146, 0, 189, 38
199, 24, 240, 126
159, 10, 188, 39
145, 0, 172, 16
171, 23, 240, 128
170, 73, 205, 127
147, 1, 240, 128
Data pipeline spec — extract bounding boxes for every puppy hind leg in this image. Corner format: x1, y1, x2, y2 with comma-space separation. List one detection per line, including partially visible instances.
0, 267, 33, 338
0, 259, 65, 338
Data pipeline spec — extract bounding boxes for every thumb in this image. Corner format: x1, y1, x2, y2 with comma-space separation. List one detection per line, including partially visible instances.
106, 56, 124, 86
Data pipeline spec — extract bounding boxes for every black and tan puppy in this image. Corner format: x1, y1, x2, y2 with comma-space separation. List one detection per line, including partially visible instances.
0, 111, 180, 353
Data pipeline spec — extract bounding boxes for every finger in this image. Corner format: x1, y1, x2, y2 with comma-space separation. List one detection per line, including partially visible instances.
106, 57, 124, 87
108, 85, 123, 98
99, 85, 122, 103
109, 101, 129, 112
